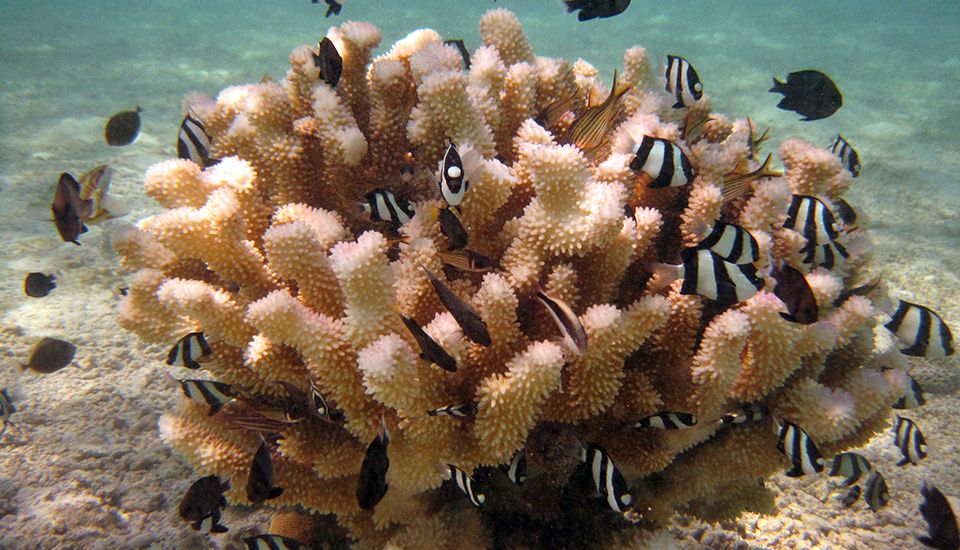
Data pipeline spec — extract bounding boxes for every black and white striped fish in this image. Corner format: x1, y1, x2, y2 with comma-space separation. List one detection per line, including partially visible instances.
178, 378, 236, 415
194, 510, 229, 534
179, 474, 229, 532
884, 300, 955, 358
805, 241, 849, 270
243, 534, 302, 550
654, 248, 764, 305
665, 55, 703, 109
918, 480, 960, 550
892, 374, 926, 410
629, 135, 694, 189
400, 314, 458, 372
535, 289, 588, 355
449, 464, 485, 508
775, 419, 825, 477
439, 141, 469, 207
719, 402, 768, 425
177, 114, 214, 168
840, 485, 861, 508
829, 452, 872, 486
427, 403, 476, 418
310, 384, 329, 417
634, 411, 697, 430
581, 443, 633, 513
166, 332, 213, 369
834, 198, 859, 232
692, 220, 760, 264
831, 134, 861, 177
0, 389, 14, 438
500, 449, 526, 486
863, 471, 890, 511
362, 188, 415, 228
784, 195, 841, 245
893, 415, 927, 466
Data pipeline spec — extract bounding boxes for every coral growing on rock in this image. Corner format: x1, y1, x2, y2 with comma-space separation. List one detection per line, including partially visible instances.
115, 8, 908, 547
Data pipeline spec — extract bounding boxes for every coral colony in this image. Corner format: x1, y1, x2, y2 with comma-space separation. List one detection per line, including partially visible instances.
114, 8, 951, 548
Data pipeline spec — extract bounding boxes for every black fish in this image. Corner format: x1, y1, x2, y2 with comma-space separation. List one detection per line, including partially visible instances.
313, 37, 342, 87
918, 481, 960, 550
22, 337, 77, 374
438, 207, 468, 250
244, 534, 303, 550
770, 70, 842, 121
178, 114, 214, 168
0, 389, 15, 438
52, 173, 89, 245
105, 106, 142, 146
24, 272, 57, 298
422, 267, 491, 346
312, 0, 342, 17
665, 55, 703, 109
179, 474, 230, 529
400, 314, 458, 372
831, 134, 861, 177
443, 39, 471, 70
885, 300, 955, 358
834, 198, 859, 231
246, 441, 284, 503
562, 0, 631, 21
771, 263, 819, 325
357, 417, 390, 510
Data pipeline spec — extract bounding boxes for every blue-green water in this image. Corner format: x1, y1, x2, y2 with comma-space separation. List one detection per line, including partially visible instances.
0, 1, 957, 548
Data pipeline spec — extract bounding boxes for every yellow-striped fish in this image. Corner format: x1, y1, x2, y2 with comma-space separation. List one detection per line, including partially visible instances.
566, 70, 631, 155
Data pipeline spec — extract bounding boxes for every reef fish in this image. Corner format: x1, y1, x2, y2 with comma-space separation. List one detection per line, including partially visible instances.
357, 416, 390, 510
831, 134, 861, 177
893, 374, 926, 410
166, 332, 213, 369
422, 266, 491, 346
22, 337, 76, 374
776, 419, 825, 477
893, 415, 927, 466
562, 0, 631, 21
362, 188, 414, 228
178, 114, 214, 168
24, 272, 57, 298
105, 106, 142, 146
400, 314, 458, 372
665, 55, 703, 109
178, 378, 236, 415
443, 39, 471, 70
450, 464, 485, 508
918, 480, 960, 550
535, 289, 588, 355
438, 250, 492, 273
653, 248, 764, 306
634, 411, 697, 430
243, 534, 303, 550
313, 37, 342, 87
501, 449, 526, 486
567, 69, 630, 154
863, 471, 890, 511
427, 403, 476, 418
0, 389, 15, 438
312, 0, 341, 18
841, 485, 862, 508
771, 263, 819, 325
884, 300, 955, 358
52, 173, 89, 245
247, 440, 284, 503
834, 198, 859, 232
439, 141, 469, 207
179, 475, 230, 533
783, 195, 848, 269
581, 443, 632, 513
437, 207, 468, 250
829, 452, 872, 487
719, 402, 768, 425
770, 70, 842, 121
692, 220, 759, 265
629, 135, 694, 189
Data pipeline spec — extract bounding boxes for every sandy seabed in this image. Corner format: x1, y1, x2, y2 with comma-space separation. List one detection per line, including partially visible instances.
0, 1, 958, 548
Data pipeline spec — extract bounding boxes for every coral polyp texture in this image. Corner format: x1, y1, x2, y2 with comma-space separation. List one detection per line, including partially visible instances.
115, 8, 905, 548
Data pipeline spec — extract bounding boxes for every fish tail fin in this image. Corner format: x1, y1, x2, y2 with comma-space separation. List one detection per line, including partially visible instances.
212, 523, 229, 533
769, 78, 785, 93
560, 0, 584, 13
689, 218, 712, 241
646, 262, 681, 293
268, 487, 284, 499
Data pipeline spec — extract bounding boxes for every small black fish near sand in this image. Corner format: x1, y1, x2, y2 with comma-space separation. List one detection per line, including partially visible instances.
247, 440, 284, 503
422, 266, 491, 346
770, 70, 842, 121
52, 173, 88, 245
357, 416, 390, 510
771, 263, 819, 325
400, 314, 458, 372
24, 272, 57, 298
313, 37, 343, 88
312, 0, 342, 18
0, 389, 15, 438
243, 534, 303, 550
22, 337, 76, 374
179, 474, 230, 533
438, 207, 468, 250
444, 39, 472, 70
562, 0, 631, 21
105, 106, 142, 146
918, 480, 960, 550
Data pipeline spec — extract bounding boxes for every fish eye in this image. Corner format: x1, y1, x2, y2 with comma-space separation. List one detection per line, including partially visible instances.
477, 493, 486, 503
621, 494, 633, 505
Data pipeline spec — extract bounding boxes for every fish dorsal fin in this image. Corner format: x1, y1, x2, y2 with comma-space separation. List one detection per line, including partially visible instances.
722, 153, 781, 201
